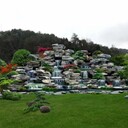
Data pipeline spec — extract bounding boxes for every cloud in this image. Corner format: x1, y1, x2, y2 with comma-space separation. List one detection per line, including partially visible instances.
99, 23, 128, 49
102, 23, 128, 42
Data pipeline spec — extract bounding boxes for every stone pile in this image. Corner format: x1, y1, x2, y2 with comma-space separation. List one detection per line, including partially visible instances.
11, 43, 128, 91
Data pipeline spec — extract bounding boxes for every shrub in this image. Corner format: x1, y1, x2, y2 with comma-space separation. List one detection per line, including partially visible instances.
18, 86, 27, 91
74, 69, 81, 73
2, 91, 21, 101
42, 62, 53, 72
11, 49, 31, 66
24, 92, 49, 114
93, 73, 105, 80
0, 59, 6, 66
7, 71, 18, 78
43, 87, 57, 92
0, 79, 14, 93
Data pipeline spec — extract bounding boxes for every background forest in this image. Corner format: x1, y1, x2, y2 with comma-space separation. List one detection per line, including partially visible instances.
0, 29, 127, 62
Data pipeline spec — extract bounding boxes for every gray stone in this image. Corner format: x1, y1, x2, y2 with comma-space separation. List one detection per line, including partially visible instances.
124, 95, 128, 99
40, 106, 50, 113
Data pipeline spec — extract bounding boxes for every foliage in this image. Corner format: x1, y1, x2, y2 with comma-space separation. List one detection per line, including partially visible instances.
24, 92, 49, 114
92, 50, 102, 56
118, 66, 128, 79
11, 49, 31, 66
42, 87, 57, 92
71, 33, 79, 44
2, 91, 21, 101
0, 29, 127, 62
93, 73, 105, 80
0, 59, 6, 66
18, 86, 28, 91
93, 69, 105, 80
74, 68, 81, 73
6, 71, 18, 78
95, 68, 104, 73
42, 62, 53, 72
72, 50, 87, 60
0, 79, 14, 93
123, 54, 128, 65
110, 54, 125, 66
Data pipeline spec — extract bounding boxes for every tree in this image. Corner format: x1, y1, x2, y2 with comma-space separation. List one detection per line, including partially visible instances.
0, 29, 127, 62
110, 54, 125, 66
71, 33, 79, 45
11, 49, 31, 66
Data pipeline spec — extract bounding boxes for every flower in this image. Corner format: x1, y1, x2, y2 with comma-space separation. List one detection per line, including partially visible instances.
38, 47, 52, 53
63, 64, 76, 69
0, 64, 17, 74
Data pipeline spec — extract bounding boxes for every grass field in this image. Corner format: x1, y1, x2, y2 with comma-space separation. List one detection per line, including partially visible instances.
0, 93, 128, 128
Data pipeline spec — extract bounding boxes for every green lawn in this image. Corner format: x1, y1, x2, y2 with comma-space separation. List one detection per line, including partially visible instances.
0, 93, 128, 128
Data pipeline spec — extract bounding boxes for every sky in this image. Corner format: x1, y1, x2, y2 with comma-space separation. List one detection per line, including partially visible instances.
0, 0, 128, 49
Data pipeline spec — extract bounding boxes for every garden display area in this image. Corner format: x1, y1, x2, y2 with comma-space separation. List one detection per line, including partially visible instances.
0, 93, 128, 128
1, 43, 128, 128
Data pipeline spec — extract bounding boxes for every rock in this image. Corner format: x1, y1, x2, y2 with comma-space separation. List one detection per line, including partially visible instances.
69, 90, 80, 93
42, 79, 51, 84
54, 92, 62, 95
61, 91, 67, 94
124, 95, 128, 99
111, 91, 120, 94
0, 93, 2, 97
40, 106, 50, 113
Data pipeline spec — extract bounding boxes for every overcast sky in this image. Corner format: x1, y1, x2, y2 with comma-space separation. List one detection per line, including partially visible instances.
0, 0, 128, 49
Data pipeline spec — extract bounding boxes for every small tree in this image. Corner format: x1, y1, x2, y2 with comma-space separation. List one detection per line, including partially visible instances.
11, 49, 31, 66
24, 92, 49, 114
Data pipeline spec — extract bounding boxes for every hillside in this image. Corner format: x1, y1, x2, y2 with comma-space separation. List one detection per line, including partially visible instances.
0, 29, 127, 62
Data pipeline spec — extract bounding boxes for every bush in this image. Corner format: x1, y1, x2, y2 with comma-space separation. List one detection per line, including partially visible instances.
11, 49, 31, 66
93, 73, 105, 80
42, 62, 53, 72
0, 59, 6, 66
0, 79, 14, 93
7, 71, 18, 78
18, 86, 27, 91
43, 87, 57, 92
2, 91, 21, 101
74, 69, 81, 73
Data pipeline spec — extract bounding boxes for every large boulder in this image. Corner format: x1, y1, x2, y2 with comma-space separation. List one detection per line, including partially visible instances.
40, 106, 50, 113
